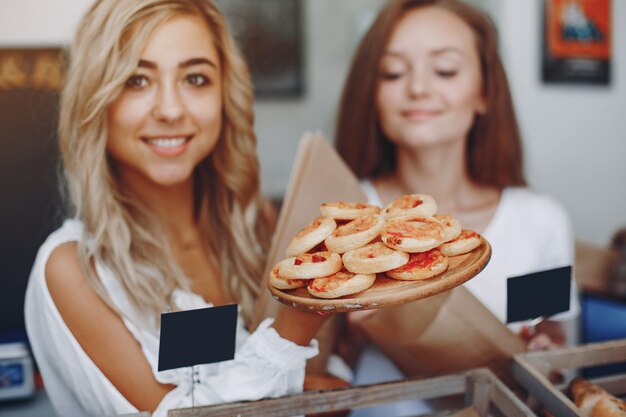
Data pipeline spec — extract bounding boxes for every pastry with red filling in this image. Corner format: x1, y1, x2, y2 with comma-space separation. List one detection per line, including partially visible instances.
307, 269, 376, 299
386, 249, 449, 281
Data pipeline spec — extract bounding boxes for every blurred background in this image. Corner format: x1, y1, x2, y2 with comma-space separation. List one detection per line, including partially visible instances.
0, 0, 625, 414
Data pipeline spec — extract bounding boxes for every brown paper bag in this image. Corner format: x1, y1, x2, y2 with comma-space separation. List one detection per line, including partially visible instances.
356, 286, 525, 388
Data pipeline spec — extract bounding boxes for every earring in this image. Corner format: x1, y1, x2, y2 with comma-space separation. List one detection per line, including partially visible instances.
477, 104, 487, 115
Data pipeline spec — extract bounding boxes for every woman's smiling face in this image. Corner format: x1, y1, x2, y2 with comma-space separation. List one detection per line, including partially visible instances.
106, 13, 223, 190
376, 6, 485, 150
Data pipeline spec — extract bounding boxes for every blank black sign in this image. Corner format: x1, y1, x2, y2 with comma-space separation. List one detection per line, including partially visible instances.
158, 304, 238, 371
506, 266, 571, 323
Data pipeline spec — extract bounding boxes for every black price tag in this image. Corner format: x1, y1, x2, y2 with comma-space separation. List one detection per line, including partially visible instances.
158, 304, 238, 371
506, 266, 571, 323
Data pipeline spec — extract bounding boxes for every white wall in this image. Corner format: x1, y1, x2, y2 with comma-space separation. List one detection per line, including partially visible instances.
0, 0, 91, 46
1, 0, 624, 246
498, 0, 626, 246
254, 0, 386, 198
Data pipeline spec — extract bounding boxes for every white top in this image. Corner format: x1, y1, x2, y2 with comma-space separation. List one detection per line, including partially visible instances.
361, 181, 580, 325
350, 182, 581, 417
25, 219, 319, 417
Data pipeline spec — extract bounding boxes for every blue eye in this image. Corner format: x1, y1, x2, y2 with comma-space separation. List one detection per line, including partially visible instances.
186, 74, 209, 86
125, 74, 149, 88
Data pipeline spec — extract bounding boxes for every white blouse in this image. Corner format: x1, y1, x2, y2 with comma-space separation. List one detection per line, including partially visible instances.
25, 219, 318, 417
362, 181, 580, 325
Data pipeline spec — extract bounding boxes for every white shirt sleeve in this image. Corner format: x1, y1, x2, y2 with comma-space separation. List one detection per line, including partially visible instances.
532, 193, 580, 321
467, 188, 580, 326
152, 319, 318, 416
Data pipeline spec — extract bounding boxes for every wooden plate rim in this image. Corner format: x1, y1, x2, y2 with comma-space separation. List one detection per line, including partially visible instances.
268, 236, 492, 312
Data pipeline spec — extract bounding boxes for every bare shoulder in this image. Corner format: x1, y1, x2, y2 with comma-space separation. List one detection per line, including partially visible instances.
45, 242, 87, 306
45, 242, 107, 324
44, 242, 173, 411
44, 241, 119, 353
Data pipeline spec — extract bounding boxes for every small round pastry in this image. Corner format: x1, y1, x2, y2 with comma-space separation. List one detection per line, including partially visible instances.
383, 194, 437, 219
434, 214, 462, 243
285, 216, 336, 257
307, 269, 376, 299
268, 266, 307, 290
438, 230, 482, 256
386, 249, 449, 281
381, 215, 445, 253
342, 242, 409, 274
324, 214, 385, 254
570, 378, 612, 417
277, 251, 342, 280
320, 201, 381, 220
592, 396, 626, 417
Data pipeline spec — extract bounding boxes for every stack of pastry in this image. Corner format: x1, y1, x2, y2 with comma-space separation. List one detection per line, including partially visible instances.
570, 378, 626, 417
269, 194, 483, 299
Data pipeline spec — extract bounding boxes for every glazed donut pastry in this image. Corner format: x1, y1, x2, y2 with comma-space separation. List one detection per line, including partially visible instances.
268, 266, 307, 290
285, 216, 337, 257
570, 377, 624, 417
383, 193, 437, 219
342, 242, 409, 274
593, 396, 626, 417
381, 215, 445, 253
434, 214, 462, 243
438, 230, 481, 256
571, 377, 608, 417
320, 201, 381, 220
307, 269, 376, 299
324, 214, 385, 254
386, 249, 449, 281
277, 251, 342, 280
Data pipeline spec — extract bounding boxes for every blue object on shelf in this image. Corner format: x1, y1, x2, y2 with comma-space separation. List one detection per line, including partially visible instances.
582, 293, 626, 342
581, 292, 626, 378
0, 342, 35, 401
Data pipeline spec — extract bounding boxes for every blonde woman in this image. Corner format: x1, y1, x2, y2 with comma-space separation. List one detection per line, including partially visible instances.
24, 1, 327, 416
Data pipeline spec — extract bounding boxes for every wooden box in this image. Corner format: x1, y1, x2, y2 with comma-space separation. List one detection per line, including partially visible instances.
166, 368, 535, 417
512, 339, 626, 417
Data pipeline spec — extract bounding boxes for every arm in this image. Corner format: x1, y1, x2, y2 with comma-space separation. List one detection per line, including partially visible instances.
520, 319, 567, 351
273, 308, 351, 402
535, 319, 567, 346
272, 305, 329, 346
519, 194, 579, 350
46, 242, 174, 412
258, 197, 331, 346
46, 243, 322, 413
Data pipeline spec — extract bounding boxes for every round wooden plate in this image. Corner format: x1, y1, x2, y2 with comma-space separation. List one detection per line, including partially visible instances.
269, 236, 491, 312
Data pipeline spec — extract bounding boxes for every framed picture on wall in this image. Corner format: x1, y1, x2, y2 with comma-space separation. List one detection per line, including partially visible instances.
213, 0, 304, 98
542, 0, 611, 85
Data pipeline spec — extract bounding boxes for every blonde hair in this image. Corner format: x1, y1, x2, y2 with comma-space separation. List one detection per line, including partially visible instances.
59, 0, 270, 327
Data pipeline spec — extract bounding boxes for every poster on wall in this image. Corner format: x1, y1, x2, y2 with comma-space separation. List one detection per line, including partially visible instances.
542, 0, 611, 85
213, 0, 303, 98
